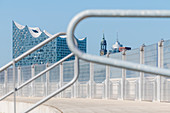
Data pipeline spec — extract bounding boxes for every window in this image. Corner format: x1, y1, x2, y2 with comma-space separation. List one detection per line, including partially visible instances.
32, 30, 38, 33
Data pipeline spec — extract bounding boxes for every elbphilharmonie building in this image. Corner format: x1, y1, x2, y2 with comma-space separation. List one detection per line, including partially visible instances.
12, 21, 86, 66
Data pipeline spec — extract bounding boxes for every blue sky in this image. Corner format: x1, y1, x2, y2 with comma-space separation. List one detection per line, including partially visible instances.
1, 0, 170, 67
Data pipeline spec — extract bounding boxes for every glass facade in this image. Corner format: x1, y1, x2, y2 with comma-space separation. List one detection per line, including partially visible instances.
12, 21, 86, 66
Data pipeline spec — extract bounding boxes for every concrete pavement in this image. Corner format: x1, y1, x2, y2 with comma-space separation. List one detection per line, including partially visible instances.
3, 97, 170, 113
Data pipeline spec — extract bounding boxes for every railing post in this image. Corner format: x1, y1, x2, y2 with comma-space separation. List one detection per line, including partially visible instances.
45, 63, 49, 96
71, 83, 74, 98
139, 45, 145, 101
17, 66, 21, 96
73, 59, 78, 98
13, 60, 16, 113
89, 62, 94, 98
59, 63, 63, 98
121, 50, 126, 100
157, 40, 164, 102
31, 65, 35, 97
17, 66, 21, 86
4, 69, 8, 94
135, 79, 138, 100
105, 53, 110, 99
153, 79, 156, 101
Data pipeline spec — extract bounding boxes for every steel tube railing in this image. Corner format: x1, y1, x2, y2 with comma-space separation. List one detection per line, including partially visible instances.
23, 56, 79, 113
0, 32, 66, 101
67, 10, 170, 77
0, 32, 66, 72
22, 37, 79, 113
0, 53, 74, 101
0, 29, 80, 112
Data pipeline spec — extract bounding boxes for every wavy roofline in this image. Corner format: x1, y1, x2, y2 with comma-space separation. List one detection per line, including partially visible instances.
13, 21, 52, 38
13, 21, 86, 40
13, 21, 25, 29
78, 37, 87, 41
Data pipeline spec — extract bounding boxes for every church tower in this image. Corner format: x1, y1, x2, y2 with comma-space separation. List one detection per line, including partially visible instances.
100, 34, 107, 56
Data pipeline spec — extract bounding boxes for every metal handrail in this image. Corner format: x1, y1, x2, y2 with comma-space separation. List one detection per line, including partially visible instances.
22, 37, 79, 113
23, 56, 79, 113
0, 32, 66, 101
67, 10, 170, 77
0, 32, 66, 72
0, 53, 74, 101
0, 30, 80, 113
0, 32, 76, 113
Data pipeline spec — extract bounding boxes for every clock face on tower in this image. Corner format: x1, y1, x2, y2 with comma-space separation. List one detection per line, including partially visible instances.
100, 51, 104, 56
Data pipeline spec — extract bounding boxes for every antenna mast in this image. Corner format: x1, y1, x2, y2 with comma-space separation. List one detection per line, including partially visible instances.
117, 32, 119, 41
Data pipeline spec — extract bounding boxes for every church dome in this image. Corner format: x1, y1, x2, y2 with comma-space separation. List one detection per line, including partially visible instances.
112, 41, 122, 49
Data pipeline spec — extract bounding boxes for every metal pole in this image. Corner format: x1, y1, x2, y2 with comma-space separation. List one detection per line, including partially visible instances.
105, 53, 110, 99
4, 69, 8, 94
59, 63, 63, 98
13, 60, 16, 113
74, 59, 78, 98
17, 66, 21, 96
31, 65, 35, 97
89, 62, 94, 98
157, 40, 164, 102
46, 63, 49, 96
121, 50, 126, 100
139, 45, 145, 101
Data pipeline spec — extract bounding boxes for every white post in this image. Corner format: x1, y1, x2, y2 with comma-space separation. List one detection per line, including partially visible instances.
153, 80, 156, 102
59, 63, 63, 98
105, 53, 110, 99
121, 50, 126, 100
4, 69, 8, 94
17, 66, 21, 86
13, 60, 16, 113
17, 66, 21, 96
157, 40, 164, 102
71, 83, 74, 98
31, 65, 35, 97
139, 45, 145, 101
73, 59, 78, 98
89, 62, 94, 98
45, 63, 49, 96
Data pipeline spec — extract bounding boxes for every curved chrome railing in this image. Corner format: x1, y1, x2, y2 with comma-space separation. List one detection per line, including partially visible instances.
2, 9, 170, 113
67, 10, 170, 77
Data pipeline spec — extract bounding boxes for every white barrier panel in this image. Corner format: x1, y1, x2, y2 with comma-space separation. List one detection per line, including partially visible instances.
2, 39, 170, 103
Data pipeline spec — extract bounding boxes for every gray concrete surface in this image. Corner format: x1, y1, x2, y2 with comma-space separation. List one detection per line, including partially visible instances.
3, 97, 170, 113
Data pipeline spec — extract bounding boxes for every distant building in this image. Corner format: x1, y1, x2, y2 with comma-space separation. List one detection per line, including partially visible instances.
13, 21, 86, 66
109, 39, 131, 54
100, 34, 107, 56
100, 34, 131, 56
